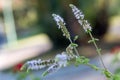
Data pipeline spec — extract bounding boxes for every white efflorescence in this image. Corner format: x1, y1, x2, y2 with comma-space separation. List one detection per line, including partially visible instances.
55, 52, 68, 67
69, 4, 92, 32
52, 14, 66, 29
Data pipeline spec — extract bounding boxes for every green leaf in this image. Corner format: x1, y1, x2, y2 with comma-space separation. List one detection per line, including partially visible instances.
103, 70, 112, 78
70, 43, 78, 47
90, 65, 99, 71
88, 40, 93, 43
20, 64, 27, 71
75, 56, 89, 66
113, 74, 120, 80
94, 38, 99, 41
42, 71, 48, 77
96, 48, 101, 52
88, 38, 99, 43
74, 35, 79, 41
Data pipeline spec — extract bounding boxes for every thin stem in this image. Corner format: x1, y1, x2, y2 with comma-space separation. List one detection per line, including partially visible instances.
88, 31, 114, 78
88, 31, 107, 70
69, 38, 80, 57
86, 63, 100, 70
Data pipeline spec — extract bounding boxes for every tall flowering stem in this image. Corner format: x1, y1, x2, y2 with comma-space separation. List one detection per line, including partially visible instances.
88, 30, 106, 69
52, 13, 98, 73
52, 14, 80, 57
69, 4, 113, 77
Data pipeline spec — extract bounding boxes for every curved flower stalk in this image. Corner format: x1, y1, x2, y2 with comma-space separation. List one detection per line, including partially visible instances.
21, 52, 75, 76
69, 4, 113, 78
69, 3, 105, 68
20, 59, 55, 72
52, 13, 79, 57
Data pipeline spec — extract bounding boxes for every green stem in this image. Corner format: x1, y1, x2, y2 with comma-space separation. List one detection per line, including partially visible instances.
88, 31, 114, 78
86, 63, 100, 70
88, 31, 107, 70
69, 38, 80, 57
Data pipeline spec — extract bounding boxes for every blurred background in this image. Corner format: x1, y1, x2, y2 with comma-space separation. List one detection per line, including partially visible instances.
0, 0, 120, 80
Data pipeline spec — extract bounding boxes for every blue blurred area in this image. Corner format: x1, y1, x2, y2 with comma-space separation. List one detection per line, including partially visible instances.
0, 34, 6, 45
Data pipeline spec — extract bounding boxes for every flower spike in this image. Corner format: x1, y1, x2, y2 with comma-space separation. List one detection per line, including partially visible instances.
52, 13, 70, 39
69, 4, 92, 32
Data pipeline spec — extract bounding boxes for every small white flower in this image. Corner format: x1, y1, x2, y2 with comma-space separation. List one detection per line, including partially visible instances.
69, 4, 84, 20
78, 20, 83, 25
52, 14, 65, 29
55, 52, 68, 67
83, 20, 92, 32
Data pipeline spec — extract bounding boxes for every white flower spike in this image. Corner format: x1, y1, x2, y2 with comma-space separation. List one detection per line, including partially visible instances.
52, 13, 70, 39
69, 4, 84, 20
69, 4, 92, 32
52, 14, 65, 29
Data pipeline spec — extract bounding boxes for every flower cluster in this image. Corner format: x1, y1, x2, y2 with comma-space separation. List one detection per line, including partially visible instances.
52, 14, 65, 29
52, 14, 70, 39
69, 4, 84, 20
69, 4, 92, 32
66, 44, 77, 60
55, 52, 68, 67
82, 20, 92, 32
21, 52, 75, 76
21, 59, 55, 72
